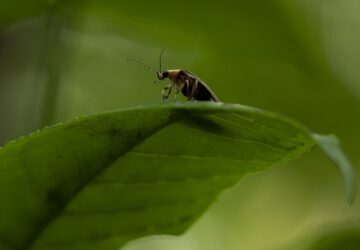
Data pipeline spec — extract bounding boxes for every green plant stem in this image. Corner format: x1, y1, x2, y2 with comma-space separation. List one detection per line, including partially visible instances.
40, 10, 65, 127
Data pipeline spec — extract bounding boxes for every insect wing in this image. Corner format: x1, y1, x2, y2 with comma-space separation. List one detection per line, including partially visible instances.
183, 70, 220, 102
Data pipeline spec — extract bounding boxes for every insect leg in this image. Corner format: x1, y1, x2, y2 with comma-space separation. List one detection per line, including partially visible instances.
167, 83, 174, 99
185, 79, 190, 98
162, 83, 173, 100
174, 82, 182, 101
188, 80, 198, 100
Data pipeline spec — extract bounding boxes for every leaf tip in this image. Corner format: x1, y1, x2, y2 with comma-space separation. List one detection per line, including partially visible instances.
311, 133, 357, 208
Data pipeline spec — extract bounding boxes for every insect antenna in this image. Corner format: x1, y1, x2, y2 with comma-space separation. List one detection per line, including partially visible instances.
159, 48, 165, 72
126, 58, 156, 73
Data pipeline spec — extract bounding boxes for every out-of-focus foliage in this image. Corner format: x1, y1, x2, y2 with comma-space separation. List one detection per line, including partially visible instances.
0, 1, 359, 250
287, 223, 360, 250
307, 226, 360, 250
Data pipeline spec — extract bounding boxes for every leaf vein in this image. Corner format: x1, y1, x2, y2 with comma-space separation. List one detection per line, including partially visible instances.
184, 125, 288, 152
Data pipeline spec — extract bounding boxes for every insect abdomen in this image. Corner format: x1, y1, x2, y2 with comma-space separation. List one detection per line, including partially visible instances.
181, 81, 219, 102
194, 83, 217, 101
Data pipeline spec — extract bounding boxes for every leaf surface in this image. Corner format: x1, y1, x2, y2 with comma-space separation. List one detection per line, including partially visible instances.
0, 102, 355, 250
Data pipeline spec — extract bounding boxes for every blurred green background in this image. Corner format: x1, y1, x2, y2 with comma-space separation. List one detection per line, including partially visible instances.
0, 1, 359, 249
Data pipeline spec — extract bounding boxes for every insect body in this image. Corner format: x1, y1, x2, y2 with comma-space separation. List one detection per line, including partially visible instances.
156, 50, 220, 102
157, 69, 220, 102
128, 50, 220, 102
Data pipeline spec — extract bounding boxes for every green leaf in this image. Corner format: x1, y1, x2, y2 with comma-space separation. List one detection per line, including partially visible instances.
0, 102, 355, 250
310, 134, 356, 207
